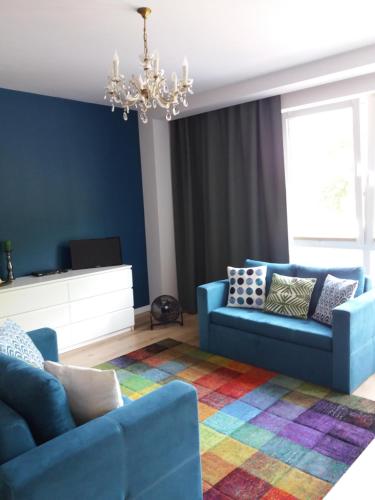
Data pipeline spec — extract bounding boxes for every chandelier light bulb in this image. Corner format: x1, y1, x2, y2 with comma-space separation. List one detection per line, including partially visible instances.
154, 51, 160, 73
171, 72, 178, 92
112, 51, 120, 79
104, 7, 193, 124
182, 57, 189, 82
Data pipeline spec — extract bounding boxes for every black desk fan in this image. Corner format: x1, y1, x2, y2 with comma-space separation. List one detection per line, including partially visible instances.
150, 295, 183, 329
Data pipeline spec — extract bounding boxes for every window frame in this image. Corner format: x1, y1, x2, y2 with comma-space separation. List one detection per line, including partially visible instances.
282, 96, 375, 275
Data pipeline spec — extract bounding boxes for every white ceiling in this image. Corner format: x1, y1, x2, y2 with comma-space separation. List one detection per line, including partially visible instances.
2, 0, 375, 107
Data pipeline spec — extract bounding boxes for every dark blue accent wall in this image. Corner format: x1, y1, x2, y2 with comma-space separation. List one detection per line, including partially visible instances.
0, 88, 149, 308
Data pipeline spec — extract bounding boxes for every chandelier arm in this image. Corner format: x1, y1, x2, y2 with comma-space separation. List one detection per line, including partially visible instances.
155, 92, 177, 108
123, 95, 141, 106
155, 79, 180, 107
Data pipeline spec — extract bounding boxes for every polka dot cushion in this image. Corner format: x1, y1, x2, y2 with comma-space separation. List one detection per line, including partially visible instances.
227, 266, 267, 309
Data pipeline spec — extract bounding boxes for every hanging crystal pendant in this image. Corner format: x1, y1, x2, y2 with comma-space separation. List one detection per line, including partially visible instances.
104, 7, 193, 124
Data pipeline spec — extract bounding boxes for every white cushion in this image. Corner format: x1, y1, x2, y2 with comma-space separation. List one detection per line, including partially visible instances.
0, 319, 44, 369
44, 361, 124, 423
227, 266, 267, 309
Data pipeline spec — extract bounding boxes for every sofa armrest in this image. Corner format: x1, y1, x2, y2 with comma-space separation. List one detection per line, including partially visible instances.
0, 415, 124, 500
27, 328, 58, 362
332, 289, 375, 393
106, 380, 202, 500
0, 381, 202, 500
197, 280, 228, 350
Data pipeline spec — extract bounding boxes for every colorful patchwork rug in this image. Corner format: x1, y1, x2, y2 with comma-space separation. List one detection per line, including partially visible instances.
97, 339, 375, 499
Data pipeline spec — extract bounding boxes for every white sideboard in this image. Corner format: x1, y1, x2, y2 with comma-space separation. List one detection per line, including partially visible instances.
0, 265, 134, 352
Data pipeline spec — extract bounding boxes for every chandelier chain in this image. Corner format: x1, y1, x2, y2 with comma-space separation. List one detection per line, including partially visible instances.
143, 16, 148, 61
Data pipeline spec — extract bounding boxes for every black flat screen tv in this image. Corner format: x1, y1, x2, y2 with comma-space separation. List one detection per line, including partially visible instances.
70, 237, 123, 270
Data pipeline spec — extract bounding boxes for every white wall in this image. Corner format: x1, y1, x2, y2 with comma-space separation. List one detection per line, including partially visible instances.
138, 117, 178, 305
282, 72, 375, 111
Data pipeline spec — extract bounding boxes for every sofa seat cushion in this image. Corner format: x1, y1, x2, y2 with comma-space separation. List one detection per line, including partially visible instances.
210, 307, 332, 351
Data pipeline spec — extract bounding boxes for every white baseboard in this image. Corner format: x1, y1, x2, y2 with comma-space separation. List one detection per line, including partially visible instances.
135, 305, 151, 315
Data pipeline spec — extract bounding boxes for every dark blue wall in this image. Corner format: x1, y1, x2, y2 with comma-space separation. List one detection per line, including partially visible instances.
0, 88, 149, 308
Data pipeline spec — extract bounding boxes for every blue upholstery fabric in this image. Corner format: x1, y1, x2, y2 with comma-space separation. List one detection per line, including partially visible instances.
0, 401, 36, 465
27, 328, 58, 362
198, 261, 374, 393
295, 265, 365, 315
0, 381, 202, 500
0, 354, 75, 444
245, 259, 295, 294
107, 380, 202, 500
211, 307, 332, 351
209, 323, 332, 387
333, 289, 375, 393
198, 280, 228, 350
364, 276, 373, 292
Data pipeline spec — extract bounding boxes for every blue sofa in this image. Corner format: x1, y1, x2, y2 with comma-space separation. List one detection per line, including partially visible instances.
0, 328, 202, 500
198, 259, 375, 393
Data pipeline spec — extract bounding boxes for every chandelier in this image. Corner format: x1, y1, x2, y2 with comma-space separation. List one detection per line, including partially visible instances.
105, 7, 194, 124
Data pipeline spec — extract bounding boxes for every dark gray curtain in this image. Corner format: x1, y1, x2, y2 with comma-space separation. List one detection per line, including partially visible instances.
170, 96, 289, 313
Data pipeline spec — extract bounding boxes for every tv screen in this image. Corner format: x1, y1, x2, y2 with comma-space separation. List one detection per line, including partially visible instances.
70, 237, 123, 270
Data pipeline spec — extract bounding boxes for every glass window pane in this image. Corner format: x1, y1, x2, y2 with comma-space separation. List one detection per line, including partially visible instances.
369, 252, 375, 280
286, 107, 358, 239
290, 246, 363, 268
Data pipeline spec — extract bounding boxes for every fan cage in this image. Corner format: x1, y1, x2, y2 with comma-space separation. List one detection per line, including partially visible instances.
150, 295, 183, 329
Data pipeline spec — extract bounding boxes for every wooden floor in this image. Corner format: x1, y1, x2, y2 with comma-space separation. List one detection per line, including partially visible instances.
61, 312, 199, 368
61, 313, 375, 401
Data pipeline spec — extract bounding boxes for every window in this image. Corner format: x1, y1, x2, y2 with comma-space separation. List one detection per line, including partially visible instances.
283, 96, 375, 277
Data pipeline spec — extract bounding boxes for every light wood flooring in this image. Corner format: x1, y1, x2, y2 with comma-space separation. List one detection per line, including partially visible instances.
61, 313, 375, 401
61, 312, 199, 368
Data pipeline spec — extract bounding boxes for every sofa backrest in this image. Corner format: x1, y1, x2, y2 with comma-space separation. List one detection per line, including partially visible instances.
0, 354, 76, 445
244, 259, 367, 316
245, 259, 296, 294
295, 265, 365, 315
0, 400, 36, 465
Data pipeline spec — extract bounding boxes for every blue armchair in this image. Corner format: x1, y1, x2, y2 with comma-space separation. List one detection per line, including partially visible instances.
198, 260, 375, 394
0, 328, 202, 500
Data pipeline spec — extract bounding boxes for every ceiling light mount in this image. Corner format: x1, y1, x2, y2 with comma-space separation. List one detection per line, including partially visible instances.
104, 6, 193, 124
137, 7, 151, 19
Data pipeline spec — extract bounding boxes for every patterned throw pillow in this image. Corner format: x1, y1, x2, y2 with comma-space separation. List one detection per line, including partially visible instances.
0, 319, 44, 369
312, 274, 358, 325
264, 273, 317, 319
227, 266, 267, 309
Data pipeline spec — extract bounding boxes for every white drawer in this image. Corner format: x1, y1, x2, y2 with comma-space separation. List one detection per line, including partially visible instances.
68, 268, 133, 301
70, 308, 134, 346
70, 289, 133, 323
0, 283, 69, 316
2, 304, 70, 332
56, 325, 73, 351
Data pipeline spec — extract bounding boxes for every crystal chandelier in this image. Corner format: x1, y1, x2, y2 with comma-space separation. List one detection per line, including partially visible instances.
105, 7, 193, 124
